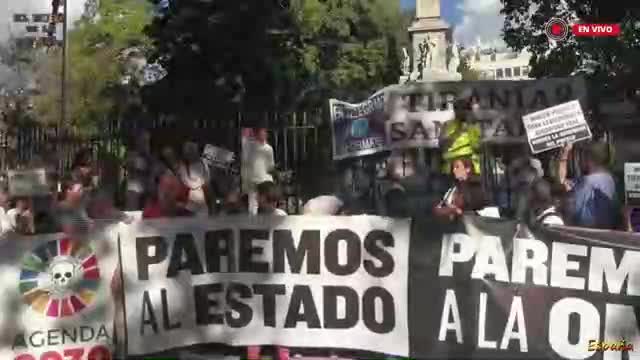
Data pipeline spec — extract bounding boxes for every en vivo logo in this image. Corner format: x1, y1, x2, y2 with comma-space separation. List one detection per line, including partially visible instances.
545, 18, 621, 41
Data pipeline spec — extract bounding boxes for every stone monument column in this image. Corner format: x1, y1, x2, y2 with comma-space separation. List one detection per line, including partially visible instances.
406, 0, 461, 82
416, 0, 440, 20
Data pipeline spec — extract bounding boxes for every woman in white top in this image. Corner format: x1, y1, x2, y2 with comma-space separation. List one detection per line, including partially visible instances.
8, 196, 35, 235
433, 157, 476, 221
178, 142, 211, 217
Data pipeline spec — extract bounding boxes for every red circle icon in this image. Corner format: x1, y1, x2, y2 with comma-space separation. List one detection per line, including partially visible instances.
545, 18, 569, 41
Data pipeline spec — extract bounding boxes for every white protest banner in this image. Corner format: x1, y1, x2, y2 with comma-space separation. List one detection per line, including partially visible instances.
330, 93, 387, 160
120, 216, 410, 357
8, 169, 50, 197
522, 100, 592, 154
624, 163, 640, 206
330, 77, 588, 157
384, 77, 588, 149
0, 227, 119, 359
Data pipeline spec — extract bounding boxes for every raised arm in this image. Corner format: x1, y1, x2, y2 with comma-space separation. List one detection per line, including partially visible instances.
558, 144, 573, 191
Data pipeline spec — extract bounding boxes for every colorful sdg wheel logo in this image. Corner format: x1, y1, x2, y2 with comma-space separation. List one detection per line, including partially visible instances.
19, 238, 101, 318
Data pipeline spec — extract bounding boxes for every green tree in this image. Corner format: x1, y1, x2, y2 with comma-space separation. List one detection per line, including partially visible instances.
501, 0, 640, 86
32, 0, 151, 131
142, 0, 406, 120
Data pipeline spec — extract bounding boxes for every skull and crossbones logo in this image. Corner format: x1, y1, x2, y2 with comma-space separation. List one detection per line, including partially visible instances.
47, 258, 80, 296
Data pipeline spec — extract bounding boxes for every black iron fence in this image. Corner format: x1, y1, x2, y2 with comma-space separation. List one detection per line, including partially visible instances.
0, 109, 333, 211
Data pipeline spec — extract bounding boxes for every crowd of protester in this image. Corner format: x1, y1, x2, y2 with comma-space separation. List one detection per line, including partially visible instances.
0, 103, 636, 360
0, 116, 635, 241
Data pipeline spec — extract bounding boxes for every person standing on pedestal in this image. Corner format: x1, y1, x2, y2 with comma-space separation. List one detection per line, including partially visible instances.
246, 128, 276, 215
440, 96, 482, 176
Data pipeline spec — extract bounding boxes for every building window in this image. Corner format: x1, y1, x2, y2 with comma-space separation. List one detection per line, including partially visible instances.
13, 14, 29, 22
505, 67, 513, 78
514, 67, 521, 77
33, 14, 50, 23
496, 69, 504, 79
25, 25, 39, 33
523, 66, 530, 76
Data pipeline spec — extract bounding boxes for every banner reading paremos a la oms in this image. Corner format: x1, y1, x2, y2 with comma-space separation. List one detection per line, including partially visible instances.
119, 216, 411, 357
409, 216, 639, 360
0, 227, 119, 359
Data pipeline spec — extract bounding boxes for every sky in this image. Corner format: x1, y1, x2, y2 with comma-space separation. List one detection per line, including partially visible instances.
401, 0, 505, 47
0, 0, 504, 47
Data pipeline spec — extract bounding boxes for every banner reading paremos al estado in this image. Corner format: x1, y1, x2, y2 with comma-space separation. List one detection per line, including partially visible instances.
0, 227, 119, 360
119, 216, 411, 357
330, 77, 588, 159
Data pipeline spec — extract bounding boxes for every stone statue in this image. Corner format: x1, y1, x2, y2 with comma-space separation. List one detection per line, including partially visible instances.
447, 42, 461, 73
426, 36, 436, 69
402, 48, 410, 75
417, 41, 427, 79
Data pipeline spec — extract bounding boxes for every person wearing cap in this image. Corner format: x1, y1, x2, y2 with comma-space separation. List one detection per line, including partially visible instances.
440, 97, 482, 175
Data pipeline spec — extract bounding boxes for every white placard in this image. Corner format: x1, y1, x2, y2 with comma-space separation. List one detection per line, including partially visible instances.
203, 144, 235, 167
624, 162, 640, 206
8, 168, 50, 196
522, 100, 592, 154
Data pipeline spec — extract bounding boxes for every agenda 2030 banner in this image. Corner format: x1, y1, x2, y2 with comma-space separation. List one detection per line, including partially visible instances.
330, 76, 588, 159
0, 226, 120, 360
118, 216, 411, 357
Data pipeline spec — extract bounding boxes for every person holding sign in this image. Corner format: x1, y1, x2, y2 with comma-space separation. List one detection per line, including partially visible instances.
558, 142, 619, 229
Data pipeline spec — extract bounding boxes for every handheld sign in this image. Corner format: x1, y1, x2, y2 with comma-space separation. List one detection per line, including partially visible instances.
624, 163, 640, 206
203, 144, 235, 169
522, 100, 592, 154
7, 168, 50, 197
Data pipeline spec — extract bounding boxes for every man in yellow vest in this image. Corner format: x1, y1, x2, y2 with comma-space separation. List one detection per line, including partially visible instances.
440, 96, 482, 175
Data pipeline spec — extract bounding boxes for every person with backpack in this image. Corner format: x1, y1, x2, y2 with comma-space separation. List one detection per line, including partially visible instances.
527, 178, 565, 226
558, 142, 619, 229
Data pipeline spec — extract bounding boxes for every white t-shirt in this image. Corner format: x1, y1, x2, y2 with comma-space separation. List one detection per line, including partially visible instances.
246, 142, 275, 184
178, 160, 210, 214
126, 151, 150, 193
0, 207, 11, 236
7, 208, 33, 233
303, 196, 344, 215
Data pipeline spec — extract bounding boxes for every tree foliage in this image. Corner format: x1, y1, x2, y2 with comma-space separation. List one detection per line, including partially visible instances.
501, 0, 640, 91
32, 0, 151, 131
142, 0, 406, 120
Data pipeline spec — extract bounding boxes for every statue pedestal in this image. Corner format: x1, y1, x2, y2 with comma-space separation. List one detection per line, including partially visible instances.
421, 69, 462, 82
